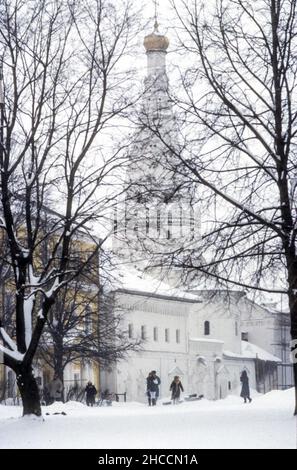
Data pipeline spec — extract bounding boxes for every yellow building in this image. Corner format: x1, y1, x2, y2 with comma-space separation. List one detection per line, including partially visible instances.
0, 225, 100, 402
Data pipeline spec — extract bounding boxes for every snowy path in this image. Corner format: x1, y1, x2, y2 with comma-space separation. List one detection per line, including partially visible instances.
0, 389, 296, 449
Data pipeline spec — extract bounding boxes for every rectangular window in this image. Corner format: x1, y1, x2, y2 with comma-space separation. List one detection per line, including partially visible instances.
128, 323, 133, 339
153, 327, 158, 342
204, 321, 210, 335
141, 325, 147, 340
241, 332, 249, 342
165, 328, 170, 343
176, 329, 180, 343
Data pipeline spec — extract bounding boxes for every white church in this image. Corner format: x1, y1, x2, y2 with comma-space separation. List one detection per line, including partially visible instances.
100, 21, 292, 402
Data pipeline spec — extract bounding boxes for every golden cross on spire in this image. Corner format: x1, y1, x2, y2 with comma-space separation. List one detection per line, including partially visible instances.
153, 0, 159, 31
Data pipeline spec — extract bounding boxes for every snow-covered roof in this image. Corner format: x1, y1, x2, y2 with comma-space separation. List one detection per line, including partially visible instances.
108, 262, 202, 303
224, 341, 281, 363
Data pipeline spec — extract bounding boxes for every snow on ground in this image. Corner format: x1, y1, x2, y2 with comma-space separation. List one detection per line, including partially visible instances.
0, 389, 296, 449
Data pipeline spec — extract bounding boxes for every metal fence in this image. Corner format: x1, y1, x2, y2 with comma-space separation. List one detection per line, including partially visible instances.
0, 378, 127, 406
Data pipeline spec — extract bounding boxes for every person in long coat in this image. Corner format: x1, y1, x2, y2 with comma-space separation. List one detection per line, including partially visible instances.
170, 376, 184, 404
146, 370, 161, 406
240, 370, 252, 403
85, 381, 97, 407
146, 372, 153, 406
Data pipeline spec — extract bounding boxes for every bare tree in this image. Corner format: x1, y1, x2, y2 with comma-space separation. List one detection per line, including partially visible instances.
37, 258, 140, 386
0, 0, 138, 416
143, 0, 297, 413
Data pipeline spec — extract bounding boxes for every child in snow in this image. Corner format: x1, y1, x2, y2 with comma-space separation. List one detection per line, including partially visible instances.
170, 376, 184, 404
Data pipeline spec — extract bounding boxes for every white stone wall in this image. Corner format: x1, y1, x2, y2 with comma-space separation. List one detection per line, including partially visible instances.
101, 291, 229, 402
189, 294, 242, 353
240, 299, 280, 355
101, 291, 216, 402
223, 359, 256, 396
112, 350, 190, 402
116, 292, 190, 355
100, 290, 275, 403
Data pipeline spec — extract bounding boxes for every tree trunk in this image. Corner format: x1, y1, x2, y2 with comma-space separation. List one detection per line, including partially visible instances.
16, 366, 41, 417
291, 333, 297, 415
54, 341, 64, 402
293, 363, 297, 416
287, 259, 297, 415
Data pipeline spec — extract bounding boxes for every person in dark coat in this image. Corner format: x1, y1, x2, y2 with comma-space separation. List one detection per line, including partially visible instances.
170, 376, 184, 404
240, 370, 252, 403
85, 381, 97, 407
146, 370, 161, 406
146, 372, 153, 406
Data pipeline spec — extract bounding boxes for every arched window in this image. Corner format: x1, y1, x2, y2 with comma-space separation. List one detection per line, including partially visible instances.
204, 321, 210, 336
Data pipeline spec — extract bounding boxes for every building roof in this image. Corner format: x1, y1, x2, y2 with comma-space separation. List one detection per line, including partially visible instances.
223, 341, 281, 363
108, 262, 202, 303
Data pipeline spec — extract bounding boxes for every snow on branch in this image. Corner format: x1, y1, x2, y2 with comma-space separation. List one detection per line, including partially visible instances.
0, 216, 6, 230
0, 343, 24, 362
0, 327, 17, 351
28, 264, 41, 287
44, 276, 61, 299
23, 296, 33, 350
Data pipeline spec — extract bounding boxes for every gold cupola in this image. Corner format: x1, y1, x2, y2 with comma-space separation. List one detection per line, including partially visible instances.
143, 21, 169, 52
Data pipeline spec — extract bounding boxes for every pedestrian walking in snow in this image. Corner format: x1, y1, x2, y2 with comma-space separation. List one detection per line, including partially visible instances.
85, 381, 97, 406
146, 370, 161, 406
170, 376, 184, 404
240, 370, 252, 403
146, 372, 153, 406
48, 374, 63, 404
